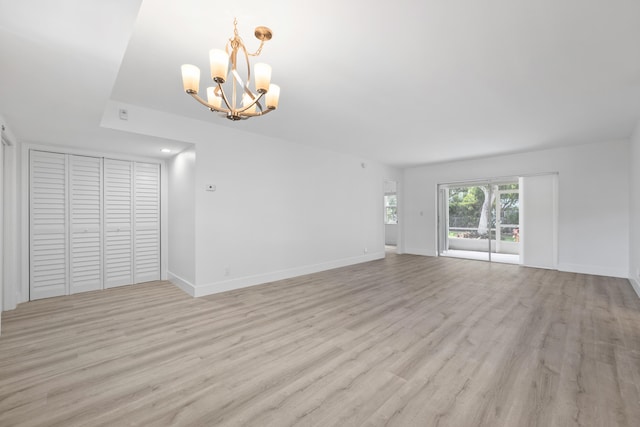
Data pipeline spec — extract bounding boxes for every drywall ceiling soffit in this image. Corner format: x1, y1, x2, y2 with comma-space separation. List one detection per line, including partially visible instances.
2, 0, 640, 164
0, 0, 191, 158
109, 0, 640, 166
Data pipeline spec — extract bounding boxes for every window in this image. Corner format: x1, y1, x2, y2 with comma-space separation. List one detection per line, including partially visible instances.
384, 194, 398, 224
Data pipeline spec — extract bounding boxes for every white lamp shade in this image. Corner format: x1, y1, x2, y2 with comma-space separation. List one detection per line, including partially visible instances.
209, 49, 229, 83
254, 63, 272, 93
266, 84, 280, 109
181, 64, 200, 93
242, 94, 257, 114
207, 87, 223, 109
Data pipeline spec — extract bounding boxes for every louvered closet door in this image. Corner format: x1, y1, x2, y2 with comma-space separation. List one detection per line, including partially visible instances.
69, 155, 103, 294
134, 162, 160, 283
104, 159, 134, 288
30, 151, 68, 300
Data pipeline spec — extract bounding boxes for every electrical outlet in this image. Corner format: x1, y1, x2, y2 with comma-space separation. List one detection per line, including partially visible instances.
118, 108, 128, 120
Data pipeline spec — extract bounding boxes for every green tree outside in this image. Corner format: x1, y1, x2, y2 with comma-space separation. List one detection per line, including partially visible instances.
448, 184, 519, 240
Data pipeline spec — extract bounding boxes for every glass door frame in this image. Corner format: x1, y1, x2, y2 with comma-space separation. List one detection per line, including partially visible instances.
437, 177, 520, 263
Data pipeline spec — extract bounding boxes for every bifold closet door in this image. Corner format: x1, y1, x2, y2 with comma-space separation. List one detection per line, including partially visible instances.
104, 159, 134, 288
69, 155, 103, 294
30, 151, 68, 300
134, 162, 160, 283
30, 154, 160, 299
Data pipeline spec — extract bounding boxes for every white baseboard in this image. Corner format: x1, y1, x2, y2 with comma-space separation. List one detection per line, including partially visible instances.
192, 252, 385, 298
167, 272, 196, 297
520, 263, 557, 270
172, 254, 639, 299
558, 263, 627, 279
629, 277, 640, 299
403, 247, 437, 257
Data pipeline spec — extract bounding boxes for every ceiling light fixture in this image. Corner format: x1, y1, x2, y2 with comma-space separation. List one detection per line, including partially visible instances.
181, 18, 280, 121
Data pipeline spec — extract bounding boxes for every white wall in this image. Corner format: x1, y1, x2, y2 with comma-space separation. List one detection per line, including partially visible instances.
0, 116, 19, 315
191, 134, 401, 296
630, 121, 640, 296
105, 102, 402, 297
1, 127, 4, 331
520, 174, 558, 269
385, 224, 398, 245
167, 147, 196, 290
404, 140, 629, 278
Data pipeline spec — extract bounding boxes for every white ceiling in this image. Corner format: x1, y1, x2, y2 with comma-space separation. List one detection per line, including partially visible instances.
1, 0, 639, 165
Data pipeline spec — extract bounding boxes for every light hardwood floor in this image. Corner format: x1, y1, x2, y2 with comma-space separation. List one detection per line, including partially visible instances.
1, 253, 640, 426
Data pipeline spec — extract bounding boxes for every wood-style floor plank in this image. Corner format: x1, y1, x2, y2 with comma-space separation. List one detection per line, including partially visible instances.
1, 253, 640, 426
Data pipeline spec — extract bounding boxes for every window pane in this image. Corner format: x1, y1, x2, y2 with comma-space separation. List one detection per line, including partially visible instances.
384, 195, 398, 224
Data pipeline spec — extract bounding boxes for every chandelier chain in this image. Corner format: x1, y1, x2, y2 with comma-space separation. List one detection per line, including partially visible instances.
250, 41, 265, 57
231, 17, 265, 57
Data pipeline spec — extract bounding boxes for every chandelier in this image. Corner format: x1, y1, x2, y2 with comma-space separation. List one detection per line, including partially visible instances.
181, 19, 280, 121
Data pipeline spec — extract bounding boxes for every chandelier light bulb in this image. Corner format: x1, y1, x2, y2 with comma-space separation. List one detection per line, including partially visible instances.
266, 84, 280, 110
181, 64, 200, 93
207, 87, 223, 109
254, 63, 272, 93
242, 94, 257, 114
209, 49, 229, 83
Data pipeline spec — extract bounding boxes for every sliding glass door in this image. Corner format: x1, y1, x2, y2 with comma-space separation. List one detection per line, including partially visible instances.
438, 179, 520, 264
490, 184, 520, 262
441, 184, 491, 261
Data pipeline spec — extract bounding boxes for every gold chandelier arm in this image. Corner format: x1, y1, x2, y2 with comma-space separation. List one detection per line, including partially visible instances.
237, 107, 273, 118
216, 83, 233, 111
236, 91, 265, 114
238, 43, 254, 98
257, 107, 274, 115
187, 91, 230, 114
230, 68, 262, 111
187, 88, 269, 119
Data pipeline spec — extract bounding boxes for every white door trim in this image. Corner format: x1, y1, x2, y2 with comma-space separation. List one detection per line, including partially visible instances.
20, 143, 167, 304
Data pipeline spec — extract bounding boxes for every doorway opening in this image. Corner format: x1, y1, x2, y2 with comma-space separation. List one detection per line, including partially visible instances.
438, 179, 520, 264
384, 180, 398, 253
